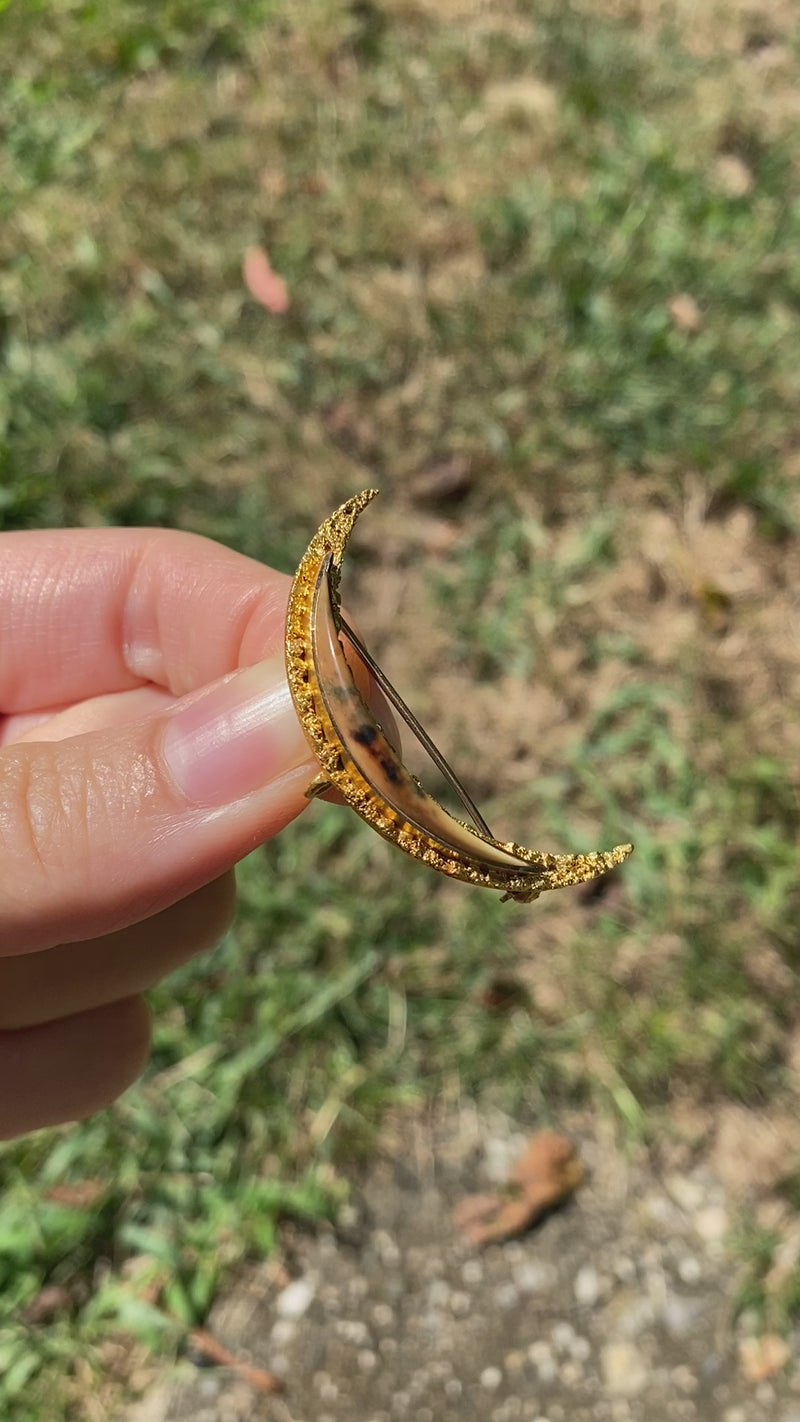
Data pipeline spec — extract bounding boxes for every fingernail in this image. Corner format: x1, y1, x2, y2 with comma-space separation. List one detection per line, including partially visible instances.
162, 655, 313, 806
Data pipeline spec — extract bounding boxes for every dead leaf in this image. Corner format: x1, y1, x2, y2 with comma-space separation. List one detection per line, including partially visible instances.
45, 1180, 106, 1209
409, 455, 473, 505
691, 578, 733, 631
259, 166, 286, 201
712, 1106, 800, 1200
669, 293, 702, 332
189, 1328, 283, 1394
243, 245, 290, 314
738, 1333, 790, 1382
478, 975, 530, 1014
454, 1130, 584, 1247
483, 78, 558, 122
712, 153, 754, 197
23, 1284, 74, 1324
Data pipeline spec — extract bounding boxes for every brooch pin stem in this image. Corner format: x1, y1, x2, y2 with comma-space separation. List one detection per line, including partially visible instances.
284, 490, 633, 903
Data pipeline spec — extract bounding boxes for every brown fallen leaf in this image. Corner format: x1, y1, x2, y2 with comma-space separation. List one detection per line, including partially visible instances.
738, 1333, 790, 1382
243, 245, 290, 314
189, 1328, 283, 1394
669, 292, 702, 332
454, 1130, 584, 1247
409, 455, 473, 505
712, 153, 753, 198
23, 1284, 74, 1324
45, 1180, 107, 1209
691, 577, 732, 631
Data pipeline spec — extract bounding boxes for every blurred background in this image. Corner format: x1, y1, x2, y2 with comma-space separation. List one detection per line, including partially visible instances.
1, 1, 799, 1415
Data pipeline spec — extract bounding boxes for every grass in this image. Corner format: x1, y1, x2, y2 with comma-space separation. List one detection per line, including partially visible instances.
2, 0, 800, 1412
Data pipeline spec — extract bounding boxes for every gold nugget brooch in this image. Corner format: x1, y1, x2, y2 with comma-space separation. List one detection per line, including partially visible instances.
285, 490, 632, 903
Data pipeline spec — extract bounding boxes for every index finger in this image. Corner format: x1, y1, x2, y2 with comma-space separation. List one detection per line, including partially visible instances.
0, 528, 291, 714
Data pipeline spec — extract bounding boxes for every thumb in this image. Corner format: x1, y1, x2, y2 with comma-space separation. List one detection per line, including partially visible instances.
0, 654, 315, 956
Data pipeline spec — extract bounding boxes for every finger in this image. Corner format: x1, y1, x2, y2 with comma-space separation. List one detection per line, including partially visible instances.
0, 527, 291, 714
0, 995, 151, 1140
2, 686, 175, 747
0, 873, 236, 1029
0, 654, 317, 956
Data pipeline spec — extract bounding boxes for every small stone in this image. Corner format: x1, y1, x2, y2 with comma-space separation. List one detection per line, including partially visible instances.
485, 1136, 524, 1182
449, 1290, 472, 1317
375, 1230, 401, 1266
611, 1291, 655, 1338
643, 1192, 677, 1225
430, 1358, 453, 1380
494, 1282, 520, 1311
666, 1175, 705, 1212
269, 1318, 296, 1348
527, 1342, 557, 1384
601, 1340, 649, 1397
462, 1258, 484, 1286
275, 1277, 315, 1319
481, 1366, 504, 1391
372, 1302, 395, 1329
678, 1255, 702, 1284
694, 1206, 728, 1243
574, 1266, 600, 1308
493, 1403, 523, 1422
410, 1368, 433, 1398
319, 1284, 343, 1313
514, 1261, 551, 1294
444, 1379, 462, 1401
570, 1336, 591, 1362
505, 1350, 526, 1375
663, 1294, 702, 1338
336, 1318, 370, 1346
358, 1349, 378, 1372
198, 1378, 221, 1400
614, 1257, 636, 1284
671, 1364, 698, 1392
551, 1322, 575, 1352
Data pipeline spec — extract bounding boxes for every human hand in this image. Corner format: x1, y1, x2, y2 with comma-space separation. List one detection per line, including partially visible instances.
0, 527, 319, 1139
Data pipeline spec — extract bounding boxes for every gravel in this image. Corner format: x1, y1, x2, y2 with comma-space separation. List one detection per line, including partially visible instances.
121, 1111, 800, 1422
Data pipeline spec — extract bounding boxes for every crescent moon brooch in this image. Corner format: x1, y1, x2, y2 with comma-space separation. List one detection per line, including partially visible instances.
285, 490, 632, 903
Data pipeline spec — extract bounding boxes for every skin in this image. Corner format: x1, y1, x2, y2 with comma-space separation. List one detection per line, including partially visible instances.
0, 527, 321, 1139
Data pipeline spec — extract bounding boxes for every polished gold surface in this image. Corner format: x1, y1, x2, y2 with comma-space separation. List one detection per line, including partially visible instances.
285, 490, 632, 902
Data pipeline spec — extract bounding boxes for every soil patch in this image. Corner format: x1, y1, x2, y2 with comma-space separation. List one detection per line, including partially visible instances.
122, 1110, 800, 1422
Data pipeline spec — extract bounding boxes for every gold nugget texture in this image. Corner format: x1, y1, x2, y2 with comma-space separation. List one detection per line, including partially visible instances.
284, 490, 633, 902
